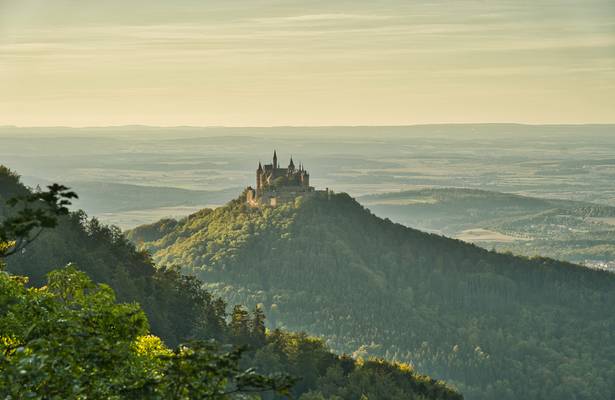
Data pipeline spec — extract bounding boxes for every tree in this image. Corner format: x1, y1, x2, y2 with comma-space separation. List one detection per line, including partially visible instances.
0, 183, 77, 258
0, 265, 294, 399
230, 305, 251, 345
251, 304, 267, 346
0, 265, 149, 398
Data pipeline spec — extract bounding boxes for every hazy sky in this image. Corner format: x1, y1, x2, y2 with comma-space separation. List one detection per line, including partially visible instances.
1, 0, 613, 126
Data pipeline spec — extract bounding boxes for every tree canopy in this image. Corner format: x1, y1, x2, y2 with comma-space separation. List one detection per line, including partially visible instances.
0, 265, 292, 399
132, 192, 615, 400
1, 165, 461, 400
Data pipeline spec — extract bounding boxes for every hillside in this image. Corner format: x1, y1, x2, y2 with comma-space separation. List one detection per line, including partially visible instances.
0, 165, 223, 346
0, 166, 460, 400
359, 188, 615, 269
131, 191, 615, 400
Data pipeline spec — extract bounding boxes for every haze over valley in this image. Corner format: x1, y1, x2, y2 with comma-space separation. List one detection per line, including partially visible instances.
3, 124, 615, 269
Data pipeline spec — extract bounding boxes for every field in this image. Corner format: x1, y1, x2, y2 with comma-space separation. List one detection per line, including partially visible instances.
360, 187, 615, 270
457, 229, 523, 243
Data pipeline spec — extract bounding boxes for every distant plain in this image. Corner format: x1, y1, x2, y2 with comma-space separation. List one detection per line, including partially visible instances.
2, 124, 614, 268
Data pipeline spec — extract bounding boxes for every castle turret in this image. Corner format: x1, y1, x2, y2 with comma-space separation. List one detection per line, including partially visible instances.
256, 162, 263, 191
273, 150, 278, 169
302, 171, 309, 188
288, 156, 295, 173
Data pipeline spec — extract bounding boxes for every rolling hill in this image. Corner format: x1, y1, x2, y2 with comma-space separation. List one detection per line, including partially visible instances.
359, 188, 615, 269
69, 182, 239, 214
130, 190, 615, 400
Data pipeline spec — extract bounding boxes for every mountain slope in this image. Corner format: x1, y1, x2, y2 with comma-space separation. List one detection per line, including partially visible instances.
358, 188, 615, 268
131, 192, 615, 400
1, 166, 461, 400
1, 165, 219, 346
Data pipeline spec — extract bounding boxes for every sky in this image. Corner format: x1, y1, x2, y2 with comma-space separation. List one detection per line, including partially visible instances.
0, 0, 614, 126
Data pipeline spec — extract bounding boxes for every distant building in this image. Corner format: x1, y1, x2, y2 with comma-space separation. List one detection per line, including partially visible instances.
246, 151, 323, 207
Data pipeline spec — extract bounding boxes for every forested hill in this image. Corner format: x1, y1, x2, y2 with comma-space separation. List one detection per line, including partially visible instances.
1, 166, 200, 346
131, 191, 615, 400
1, 166, 461, 400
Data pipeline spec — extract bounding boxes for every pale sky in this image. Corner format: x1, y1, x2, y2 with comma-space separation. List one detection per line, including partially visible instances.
0, 0, 614, 126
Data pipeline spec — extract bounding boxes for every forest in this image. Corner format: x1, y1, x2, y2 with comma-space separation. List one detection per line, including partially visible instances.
130, 190, 615, 400
0, 165, 460, 399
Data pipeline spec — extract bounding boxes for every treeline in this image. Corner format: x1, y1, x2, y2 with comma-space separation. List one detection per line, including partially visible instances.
0, 265, 459, 400
132, 191, 615, 400
0, 165, 460, 400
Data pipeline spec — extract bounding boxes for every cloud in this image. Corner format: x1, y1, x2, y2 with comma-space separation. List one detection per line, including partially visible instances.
1, 0, 614, 125
251, 13, 396, 24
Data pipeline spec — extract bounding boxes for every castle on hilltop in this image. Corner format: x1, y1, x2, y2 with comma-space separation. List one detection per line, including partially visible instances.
246, 151, 321, 207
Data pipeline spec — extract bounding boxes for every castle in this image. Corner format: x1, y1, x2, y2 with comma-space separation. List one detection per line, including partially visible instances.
246, 151, 316, 207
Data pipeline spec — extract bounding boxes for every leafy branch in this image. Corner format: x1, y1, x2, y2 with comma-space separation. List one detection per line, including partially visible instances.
0, 184, 78, 258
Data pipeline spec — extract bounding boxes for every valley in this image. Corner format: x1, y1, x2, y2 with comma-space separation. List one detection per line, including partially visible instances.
2, 124, 615, 228
360, 188, 615, 270
5, 125, 613, 268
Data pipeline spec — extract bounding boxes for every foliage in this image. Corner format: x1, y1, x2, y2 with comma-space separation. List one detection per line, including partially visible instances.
0, 166, 461, 400
0, 172, 77, 258
0, 265, 292, 399
134, 191, 615, 400
1, 169, 215, 346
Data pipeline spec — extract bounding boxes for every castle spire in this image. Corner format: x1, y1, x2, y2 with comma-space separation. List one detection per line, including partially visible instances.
289, 155, 295, 170
258, 161, 262, 171
273, 150, 278, 168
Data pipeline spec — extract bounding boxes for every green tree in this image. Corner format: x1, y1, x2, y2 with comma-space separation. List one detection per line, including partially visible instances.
0, 265, 293, 399
251, 304, 267, 346
230, 305, 251, 344
0, 182, 77, 258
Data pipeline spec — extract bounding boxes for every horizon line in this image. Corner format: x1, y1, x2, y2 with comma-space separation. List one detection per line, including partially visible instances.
1, 122, 615, 130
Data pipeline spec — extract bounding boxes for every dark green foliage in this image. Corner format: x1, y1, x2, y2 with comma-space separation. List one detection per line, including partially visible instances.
0, 266, 292, 399
0, 170, 214, 346
0, 169, 77, 258
1, 166, 461, 400
0, 265, 459, 400
230, 305, 252, 345
127, 218, 180, 244
0, 266, 148, 398
135, 192, 615, 400
245, 330, 460, 400
251, 305, 267, 346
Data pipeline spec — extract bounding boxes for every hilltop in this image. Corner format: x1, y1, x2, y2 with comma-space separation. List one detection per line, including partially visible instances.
130, 190, 615, 400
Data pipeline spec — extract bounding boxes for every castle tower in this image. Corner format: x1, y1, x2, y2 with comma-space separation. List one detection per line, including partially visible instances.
256, 162, 263, 192
288, 156, 295, 173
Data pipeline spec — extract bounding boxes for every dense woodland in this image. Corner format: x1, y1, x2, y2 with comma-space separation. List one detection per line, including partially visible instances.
130, 190, 615, 400
0, 165, 460, 400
